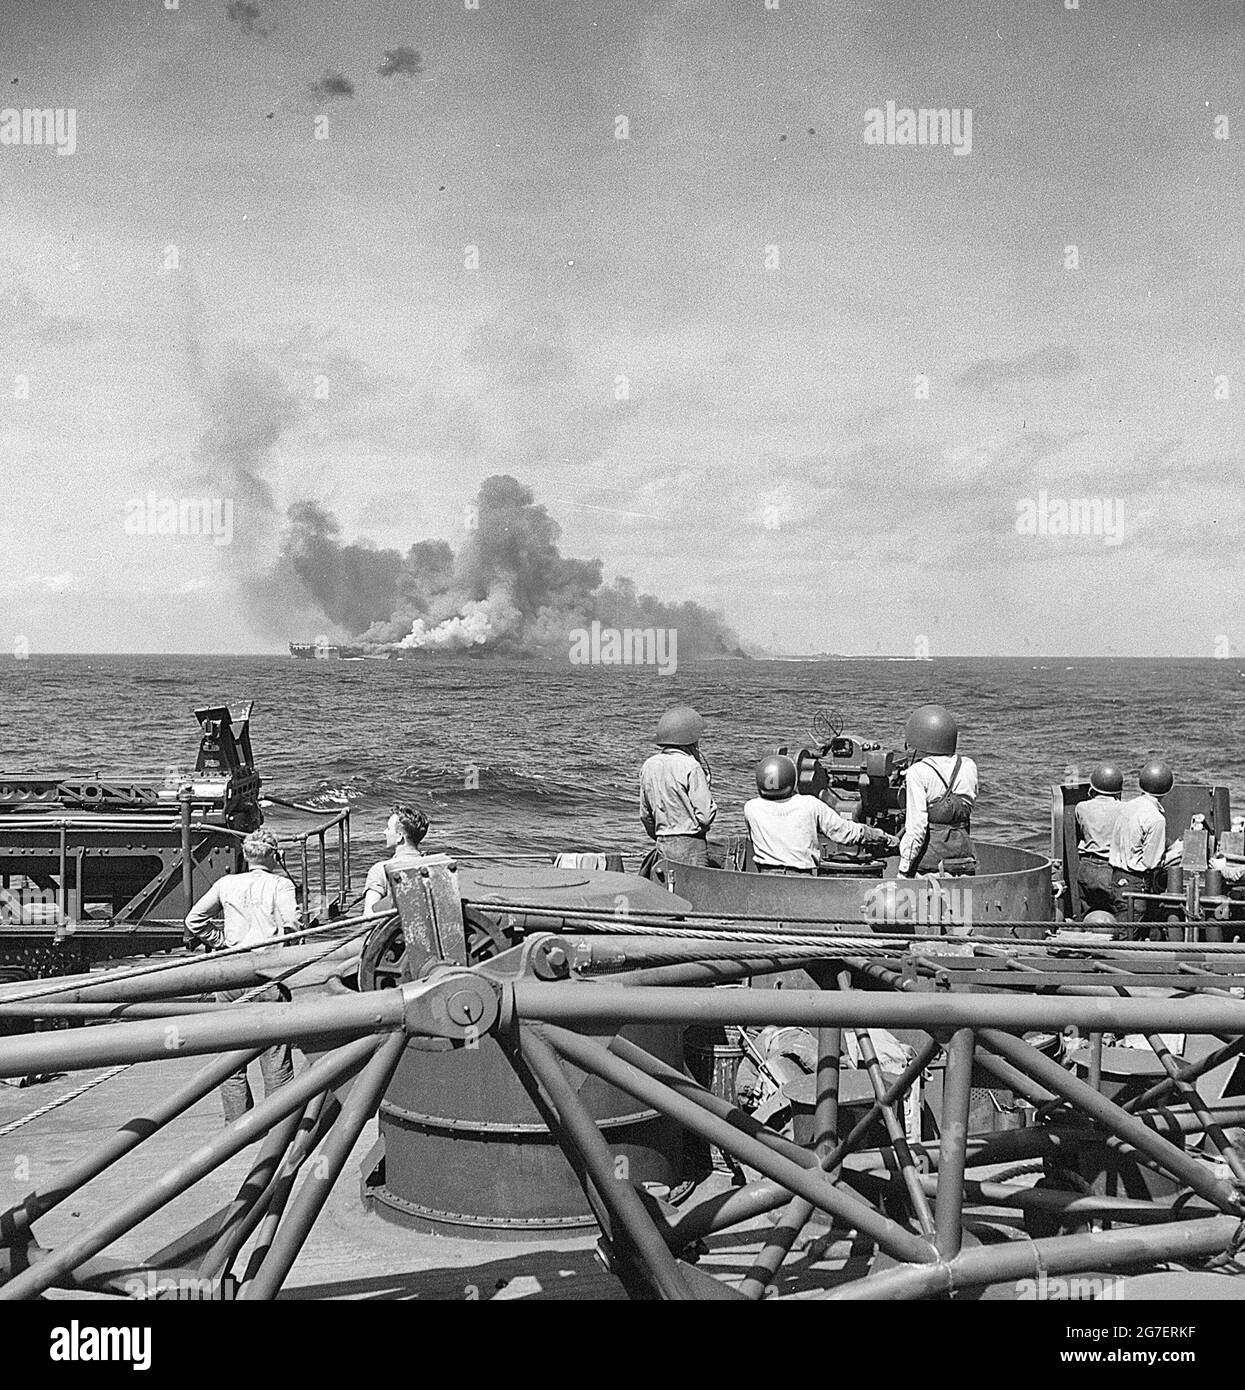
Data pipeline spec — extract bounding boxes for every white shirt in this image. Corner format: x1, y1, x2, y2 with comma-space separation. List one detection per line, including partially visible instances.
744, 794, 866, 870
185, 867, 298, 950
898, 755, 978, 874
1110, 794, 1168, 873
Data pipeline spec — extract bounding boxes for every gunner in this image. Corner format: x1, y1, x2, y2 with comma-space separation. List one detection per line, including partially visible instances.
1075, 762, 1124, 915
744, 754, 897, 873
897, 705, 978, 878
639, 705, 717, 867
1108, 762, 1180, 921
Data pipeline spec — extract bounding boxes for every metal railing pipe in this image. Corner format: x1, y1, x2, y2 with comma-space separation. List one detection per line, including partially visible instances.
511, 981, 1245, 1034
0, 985, 408, 1077
544, 1024, 937, 1266
0, 1036, 378, 1301
240, 1033, 406, 1299
934, 1028, 974, 1258
0, 1046, 262, 1241
520, 1027, 694, 1300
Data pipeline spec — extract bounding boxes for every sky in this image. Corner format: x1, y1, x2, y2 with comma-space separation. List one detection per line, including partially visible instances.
0, 0, 1242, 656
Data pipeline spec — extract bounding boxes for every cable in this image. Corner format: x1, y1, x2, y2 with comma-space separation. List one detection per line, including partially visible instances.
986, 1161, 1048, 1183
464, 898, 1245, 955
0, 1065, 131, 1138
0, 918, 377, 1136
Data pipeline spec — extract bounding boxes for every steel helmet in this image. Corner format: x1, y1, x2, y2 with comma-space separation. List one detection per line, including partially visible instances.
654, 705, 704, 747
1089, 762, 1124, 796
1138, 760, 1174, 797
1083, 910, 1118, 928
903, 704, 958, 757
755, 754, 797, 800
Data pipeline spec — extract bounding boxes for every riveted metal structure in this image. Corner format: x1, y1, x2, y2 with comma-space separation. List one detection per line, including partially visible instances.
358, 859, 689, 1235
3, 857, 1245, 1300
667, 842, 1053, 934
0, 706, 353, 991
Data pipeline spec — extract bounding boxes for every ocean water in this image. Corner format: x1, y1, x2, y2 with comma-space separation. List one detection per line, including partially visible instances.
1, 655, 1244, 868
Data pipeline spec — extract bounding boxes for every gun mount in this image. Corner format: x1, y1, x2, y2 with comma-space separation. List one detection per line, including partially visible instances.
0, 705, 351, 987
1053, 776, 1245, 935
777, 708, 911, 865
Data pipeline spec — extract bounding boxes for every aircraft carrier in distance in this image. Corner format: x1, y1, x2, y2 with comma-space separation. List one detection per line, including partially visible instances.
289, 641, 393, 660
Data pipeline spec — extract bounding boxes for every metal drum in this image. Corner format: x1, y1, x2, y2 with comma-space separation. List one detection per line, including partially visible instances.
683, 1025, 745, 1173
1069, 1042, 1168, 1106
667, 841, 1054, 936
363, 1020, 687, 1240
358, 862, 696, 1239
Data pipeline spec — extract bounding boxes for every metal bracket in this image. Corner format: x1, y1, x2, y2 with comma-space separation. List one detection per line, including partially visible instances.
387, 855, 466, 974
476, 933, 577, 983
399, 968, 500, 1042
1182, 828, 1210, 874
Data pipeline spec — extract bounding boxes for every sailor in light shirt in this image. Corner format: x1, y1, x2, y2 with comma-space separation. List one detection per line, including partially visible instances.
1109, 795, 1170, 877
898, 754, 978, 877
1073, 763, 1124, 915
185, 832, 299, 949
185, 828, 296, 1123
1107, 761, 1182, 924
640, 705, 718, 868
744, 754, 897, 872
745, 792, 895, 871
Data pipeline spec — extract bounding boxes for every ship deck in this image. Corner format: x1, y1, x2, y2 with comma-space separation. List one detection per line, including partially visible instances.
1, 1046, 872, 1301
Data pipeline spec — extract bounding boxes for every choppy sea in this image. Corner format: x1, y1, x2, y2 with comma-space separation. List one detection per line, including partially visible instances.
2, 656, 1243, 867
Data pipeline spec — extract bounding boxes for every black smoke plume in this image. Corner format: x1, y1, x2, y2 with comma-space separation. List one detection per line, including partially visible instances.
177, 320, 740, 657
281, 475, 743, 658
311, 72, 355, 100
283, 500, 404, 635
196, 349, 297, 527
377, 48, 424, 79
224, 2, 272, 37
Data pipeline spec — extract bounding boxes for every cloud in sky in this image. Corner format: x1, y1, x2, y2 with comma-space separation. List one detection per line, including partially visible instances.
0, 0, 1242, 656
0, 281, 93, 349
955, 346, 1083, 396
22, 573, 80, 594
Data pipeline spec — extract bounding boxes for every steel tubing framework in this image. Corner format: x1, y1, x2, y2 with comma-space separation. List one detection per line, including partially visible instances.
3, 922, 1245, 1300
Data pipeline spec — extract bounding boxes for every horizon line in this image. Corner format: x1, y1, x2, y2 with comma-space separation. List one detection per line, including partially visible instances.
3, 652, 1242, 663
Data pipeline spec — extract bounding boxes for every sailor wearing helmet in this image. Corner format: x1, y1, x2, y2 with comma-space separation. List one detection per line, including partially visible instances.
639, 705, 717, 867
897, 705, 978, 878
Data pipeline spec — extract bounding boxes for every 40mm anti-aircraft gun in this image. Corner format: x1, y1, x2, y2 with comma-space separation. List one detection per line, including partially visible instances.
775, 709, 911, 867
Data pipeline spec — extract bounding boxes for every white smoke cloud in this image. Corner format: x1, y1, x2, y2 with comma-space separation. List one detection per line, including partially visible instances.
398, 587, 520, 650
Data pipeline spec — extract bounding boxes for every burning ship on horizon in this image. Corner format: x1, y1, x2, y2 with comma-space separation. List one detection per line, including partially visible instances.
288, 641, 392, 661
277, 475, 744, 664
179, 346, 742, 665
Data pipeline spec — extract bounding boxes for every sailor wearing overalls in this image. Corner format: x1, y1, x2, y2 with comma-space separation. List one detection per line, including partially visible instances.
897, 704, 978, 878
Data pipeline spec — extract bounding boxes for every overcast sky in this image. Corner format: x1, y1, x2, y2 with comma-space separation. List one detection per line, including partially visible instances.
1, 0, 1242, 656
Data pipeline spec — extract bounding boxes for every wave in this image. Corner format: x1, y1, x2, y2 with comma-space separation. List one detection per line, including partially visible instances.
284, 762, 627, 813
